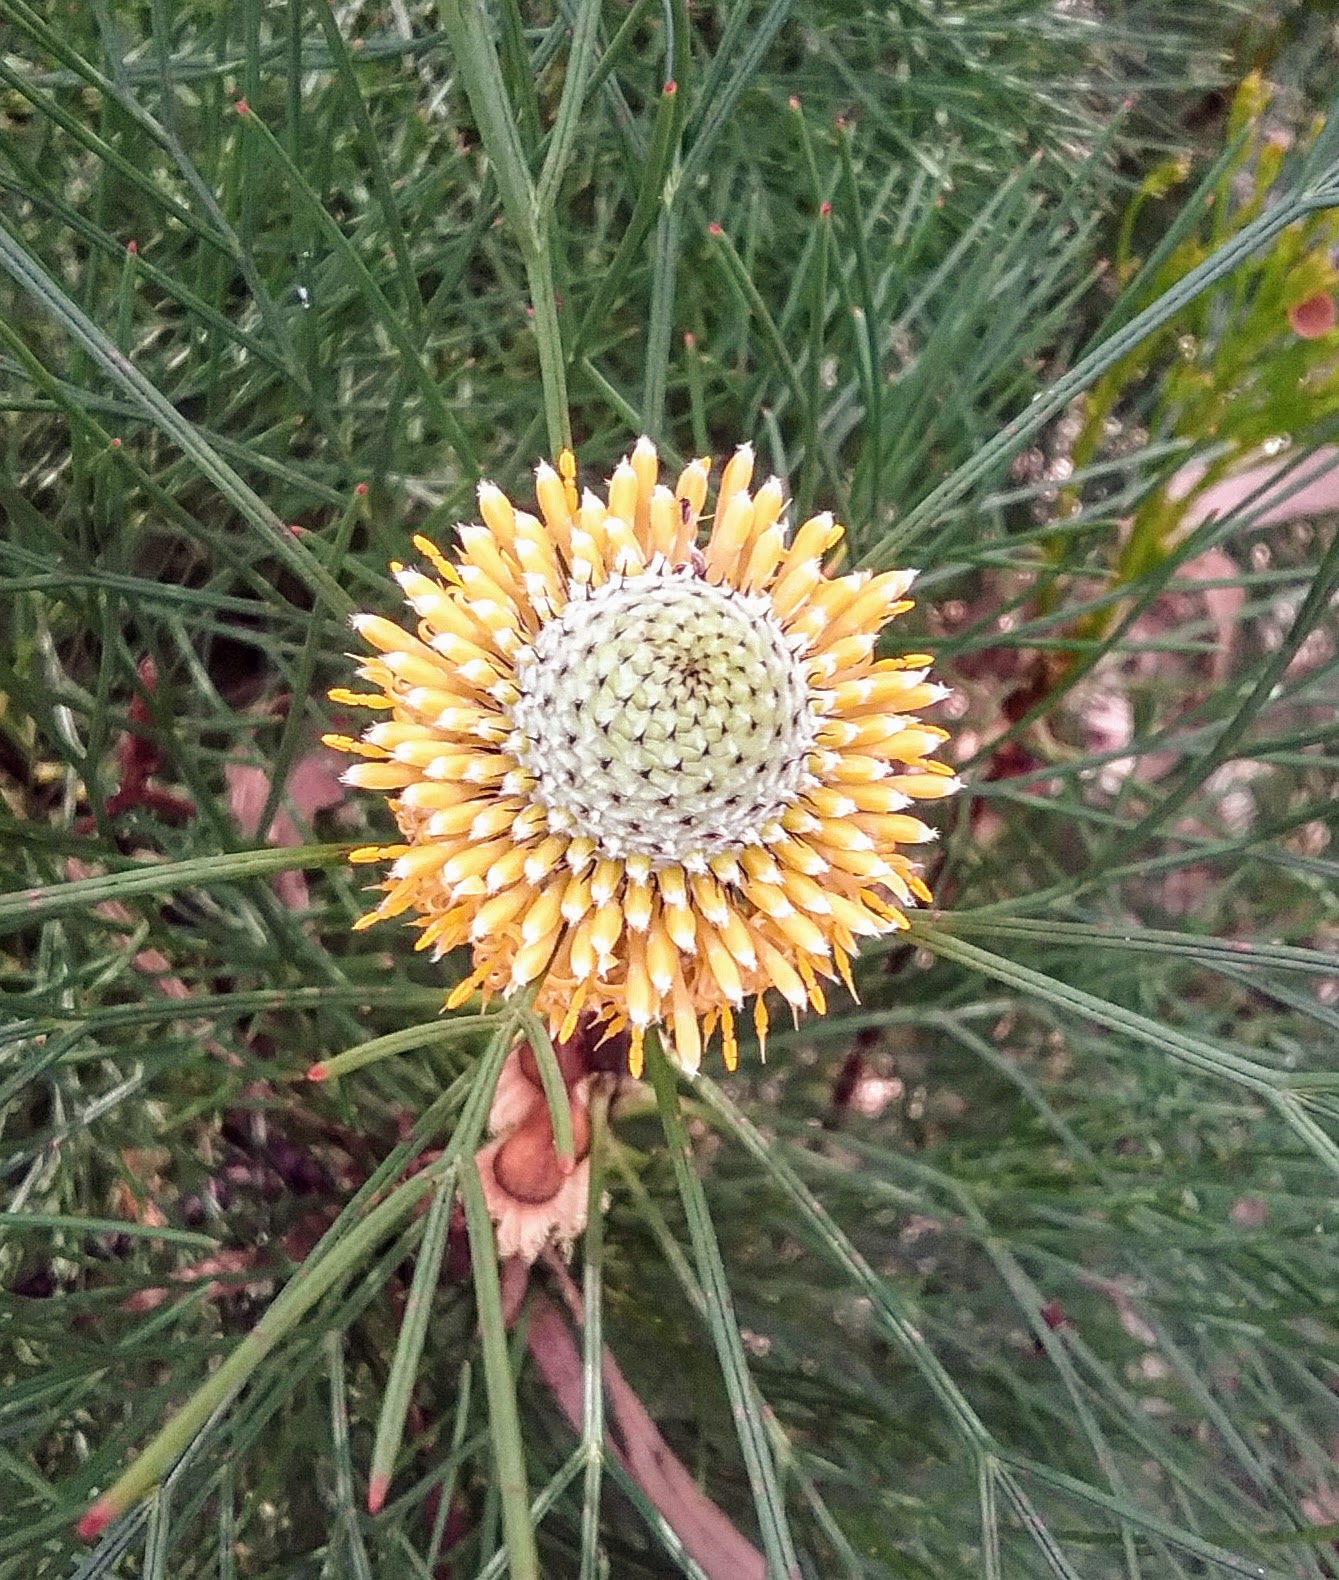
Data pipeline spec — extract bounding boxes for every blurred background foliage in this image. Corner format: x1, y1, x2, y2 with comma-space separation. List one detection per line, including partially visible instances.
2, 1, 1338, 1576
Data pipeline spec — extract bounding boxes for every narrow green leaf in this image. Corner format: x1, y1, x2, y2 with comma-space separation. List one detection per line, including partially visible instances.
141, 1487, 171, 1580
933, 915, 1339, 976
517, 1009, 576, 1168
642, 203, 680, 435
914, 925, 1339, 1181
437, 0, 570, 452
78, 1163, 441, 1536
600, 1455, 713, 1579
1000, 1454, 1293, 1579
573, 80, 681, 358
979, 1458, 1001, 1580
679, 0, 796, 190
324, 1332, 374, 1580
254, 486, 366, 844
1101, 514, 1339, 866
646, 1033, 800, 1580
424, 1363, 473, 1574
836, 123, 881, 526
692, 1074, 992, 1453
0, 1214, 218, 1249
308, 1016, 498, 1085
535, 0, 604, 220
0, 47, 206, 246
0, 845, 349, 936
367, 1174, 457, 1514
307, 0, 425, 331
458, 1157, 541, 1580
474, 1452, 585, 1580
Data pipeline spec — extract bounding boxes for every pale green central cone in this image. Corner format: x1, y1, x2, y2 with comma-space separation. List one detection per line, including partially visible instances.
508, 569, 818, 864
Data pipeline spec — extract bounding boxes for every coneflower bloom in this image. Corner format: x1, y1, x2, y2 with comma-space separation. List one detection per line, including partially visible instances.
326, 439, 958, 1076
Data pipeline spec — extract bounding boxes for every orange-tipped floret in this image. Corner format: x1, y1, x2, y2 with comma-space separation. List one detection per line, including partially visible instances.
327, 440, 959, 1073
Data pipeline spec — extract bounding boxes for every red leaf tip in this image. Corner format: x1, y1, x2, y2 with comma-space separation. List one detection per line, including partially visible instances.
306, 1063, 329, 1083
1289, 293, 1336, 340
77, 1497, 116, 1542
367, 1473, 390, 1515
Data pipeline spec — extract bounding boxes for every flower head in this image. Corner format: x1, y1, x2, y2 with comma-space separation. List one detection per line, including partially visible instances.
326, 439, 958, 1075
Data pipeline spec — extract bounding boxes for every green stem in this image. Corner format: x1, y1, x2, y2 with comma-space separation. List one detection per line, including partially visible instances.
459, 1158, 541, 1580
578, 1090, 609, 1580
523, 240, 573, 454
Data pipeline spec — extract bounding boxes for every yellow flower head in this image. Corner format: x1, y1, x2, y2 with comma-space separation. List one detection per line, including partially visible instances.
326, 439, 959, 1076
